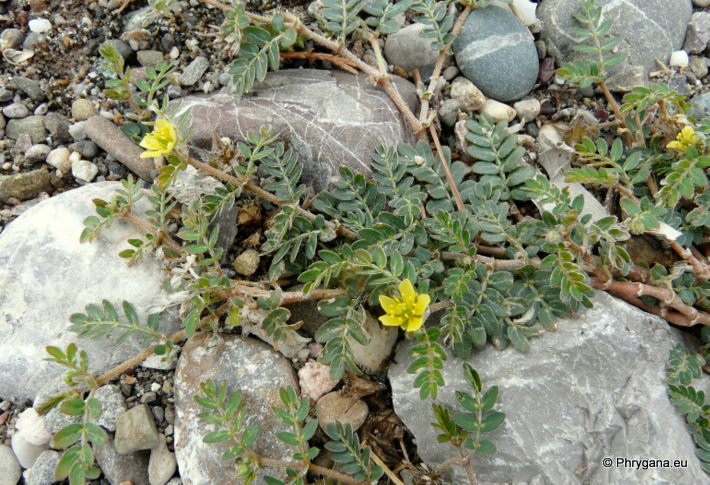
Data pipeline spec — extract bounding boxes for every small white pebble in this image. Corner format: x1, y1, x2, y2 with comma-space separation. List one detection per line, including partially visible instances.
71, 159, 98, 182
46, 147, 72, 173
151, 382, 161, 392
28, 18, 52, 34
2, 162, 11, 170
670, 50, 689, 68
169, 47, 179, 59
68, 151, 82, 164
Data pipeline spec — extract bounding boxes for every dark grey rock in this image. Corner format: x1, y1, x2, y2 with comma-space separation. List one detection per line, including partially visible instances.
0, 182, 182, 402
5, 115, 46, 144
106, 38, 135, 63
384, 23, 440, 72
389, 291, 707, 484
0, 167, 52, 203
171, 69, 418, 193
438, 98, 461, 127
453, 6, 538, 102
669, 75, 691, 96
43, 112, 71, 144
94, 432, 150, 485
538, 0, 693, 76
69, 140, 99, 159
684, 12, 710, 54
174, 333, 298, 485
12, 77, 46, 101
179, 56, 209, 86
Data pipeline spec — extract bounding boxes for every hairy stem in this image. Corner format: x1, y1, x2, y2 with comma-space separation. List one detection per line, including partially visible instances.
255, 455, 367, 485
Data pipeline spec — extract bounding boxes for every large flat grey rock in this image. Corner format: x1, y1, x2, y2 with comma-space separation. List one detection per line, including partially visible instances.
389, 291, 706, 484
171, 69, 419, 193
0, 182, 181, 403
537, 0, 692, 76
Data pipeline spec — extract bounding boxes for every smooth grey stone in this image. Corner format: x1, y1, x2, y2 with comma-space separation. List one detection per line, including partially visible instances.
12, 76, 46, 101
0, 87, 13, 103
538, 0, 692, 76
148, 434, 176, 485
453, 6, 538, 102
606, 65, 649, 93
688, 55, 709, 79
390, 291, 707, 484
0, 28, 24, 51
24, 144, 51, 164
43, 112, 71, 144
5, 115, 46, 144
384, 23, 441, 72
94, 432, 150, 485
438, 98, 461, 127
115, 404, 160, 454
22, 32, 44, 51
0, 182, 182, 402
170, 69, 418, 193
0, 445, 21, 485
137, 49, 164, 68
668, 75, 691, 96
2, 102, 29, 119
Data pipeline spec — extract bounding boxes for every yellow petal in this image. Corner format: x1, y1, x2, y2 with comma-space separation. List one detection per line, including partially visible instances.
413, 294, 430, 315
667, 141, 680, 149
399, 279, 416, 306
404, 316, 424, 332
379, 295, 401, 315
379, 314, 405, 327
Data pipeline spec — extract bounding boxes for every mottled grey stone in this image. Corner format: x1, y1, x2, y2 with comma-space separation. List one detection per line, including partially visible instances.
0, 167, 52, 203
174, 333, 298, 485
12, 76, 46, 101
0, 182, 182, 403
23, 450, 60, 485
384, 23, 440, 72
94, 384, 128, 432
179, 56, 209, 86
148, 434, 176, 485
2, 102, 29, 119
137, 49, 164, 68
684, 12, 710, 54
389, 291, 706, 484
538, 0, 693, 76
5, 115, 46, 144
24, 144, 51, 164
94, 432, 151, 485
69, 140, 99, 159
171, 69, 418, 193
1, 28, 25, 51
43, 112, 71, 144
453, 6, 538, 102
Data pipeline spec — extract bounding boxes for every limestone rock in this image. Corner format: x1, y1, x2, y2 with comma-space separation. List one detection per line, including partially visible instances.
115, 404, 160, 454
5, 115, 47, 144
349, 311, 398, 374
316, 391, 368, 433
174, 333, 298, 484
0, 182, 182, 403
453, 6, 538, 102
389, 291, 707, 484
170, 69, 418, 193
23, 450, 59, 485
538, 0, 692, 76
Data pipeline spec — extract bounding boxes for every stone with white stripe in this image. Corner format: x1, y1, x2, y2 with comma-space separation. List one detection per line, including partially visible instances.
169, 69, 419, 192
538, 0, 692, 77
453, 6, 538, 102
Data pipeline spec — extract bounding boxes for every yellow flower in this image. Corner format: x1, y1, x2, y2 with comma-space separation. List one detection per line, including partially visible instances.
378, 279, 430, 332
139, 119, 177, 158
667, 126, 699, 152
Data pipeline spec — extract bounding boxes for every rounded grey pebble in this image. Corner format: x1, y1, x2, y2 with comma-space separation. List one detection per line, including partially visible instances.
2, 103, 29, 119
439, 99, 462, 127
453, 6, 538, 102
0, 28, 25, 51
141, 391, 158, 404
152, 405, 165, 423
24, 144, 51, 163
69, 140, 99, 159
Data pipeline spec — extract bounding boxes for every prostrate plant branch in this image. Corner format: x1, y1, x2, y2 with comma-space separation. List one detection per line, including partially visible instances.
254, 455, 367, 485
186, 154, 360, 239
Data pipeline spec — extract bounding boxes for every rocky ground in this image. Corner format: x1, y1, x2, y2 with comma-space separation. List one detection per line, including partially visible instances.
0, 0, 710, 484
